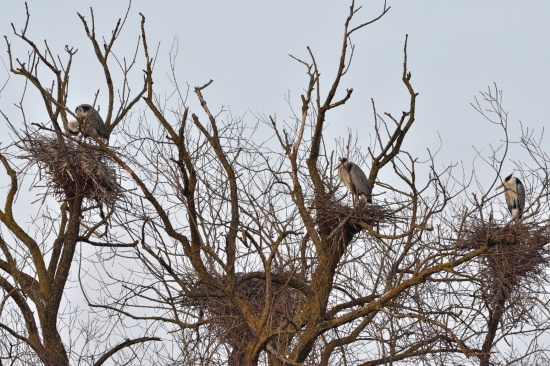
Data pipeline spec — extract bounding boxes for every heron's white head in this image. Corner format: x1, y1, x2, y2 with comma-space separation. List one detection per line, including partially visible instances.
495, 173, 514, 191
335, 157, 348, 171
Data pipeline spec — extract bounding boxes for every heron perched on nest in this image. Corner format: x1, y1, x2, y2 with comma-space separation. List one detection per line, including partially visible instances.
73, 104, 110, 144
20, 134, 121, 205
495, 174, 525, 219
335, 157, 372, 204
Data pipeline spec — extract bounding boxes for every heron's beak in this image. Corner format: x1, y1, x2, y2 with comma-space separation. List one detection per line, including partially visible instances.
494, 182, 505, 190
334, 164, 342, 171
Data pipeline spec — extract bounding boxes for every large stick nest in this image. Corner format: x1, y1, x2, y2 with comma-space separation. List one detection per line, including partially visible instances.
314, 192, 392, 245
458, 221, 550, 301
182, 272, 303, 352
19, 134, 121, 205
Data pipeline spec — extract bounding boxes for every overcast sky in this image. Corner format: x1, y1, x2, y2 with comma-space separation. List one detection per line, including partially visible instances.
0, 2, 549, 362
1, 1, 549, 190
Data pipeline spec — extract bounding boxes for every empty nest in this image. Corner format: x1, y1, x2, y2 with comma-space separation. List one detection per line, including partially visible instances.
181, 272, 302, 355
19, 133, 121, 205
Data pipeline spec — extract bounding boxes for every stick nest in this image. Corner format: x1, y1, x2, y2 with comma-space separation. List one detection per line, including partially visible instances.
19, 134, 121, 205
314, 193, 392, 243
182, 272, 303, 353
458, 221, 550, 297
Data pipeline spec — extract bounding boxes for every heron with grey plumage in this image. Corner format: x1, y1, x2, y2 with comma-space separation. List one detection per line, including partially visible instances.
72, 104, 110, 145
495, 173, 525, 220
335, 157, 372, 205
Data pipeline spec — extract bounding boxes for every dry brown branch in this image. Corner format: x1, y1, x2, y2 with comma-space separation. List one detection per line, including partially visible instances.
93, 336, 162, 366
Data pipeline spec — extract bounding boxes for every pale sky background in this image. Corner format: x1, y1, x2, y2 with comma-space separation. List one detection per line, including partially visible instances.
0, 2, 549, 363
1, 1, 549, 180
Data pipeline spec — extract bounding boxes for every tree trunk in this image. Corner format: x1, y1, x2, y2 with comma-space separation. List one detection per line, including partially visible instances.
479, 286, 509, 366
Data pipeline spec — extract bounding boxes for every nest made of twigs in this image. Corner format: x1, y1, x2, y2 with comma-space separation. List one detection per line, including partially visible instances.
182, 272, 302, 351
314, 193, 391, 244
458, 220, 550, 292
19, 134, 121, 205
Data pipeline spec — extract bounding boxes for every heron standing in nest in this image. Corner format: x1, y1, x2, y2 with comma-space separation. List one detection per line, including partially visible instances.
495, 173, 525, 219
335, 157, 372, 204
75, 104, 110, 145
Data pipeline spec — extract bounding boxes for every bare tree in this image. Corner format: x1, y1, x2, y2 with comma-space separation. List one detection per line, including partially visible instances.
0, 4, 160, 365
450, 85, 550, 366
86, 2, 550, 365
2, 2, 550, 366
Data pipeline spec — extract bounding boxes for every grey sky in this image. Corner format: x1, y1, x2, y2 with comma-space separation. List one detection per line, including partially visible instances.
0, 2, 549, 363
1, 1, 549, 186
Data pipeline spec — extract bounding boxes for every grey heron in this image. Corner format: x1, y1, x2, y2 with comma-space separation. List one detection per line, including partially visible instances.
495, 174, 525, 219
75, 104, 110, 144
335, 157, 372, 204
